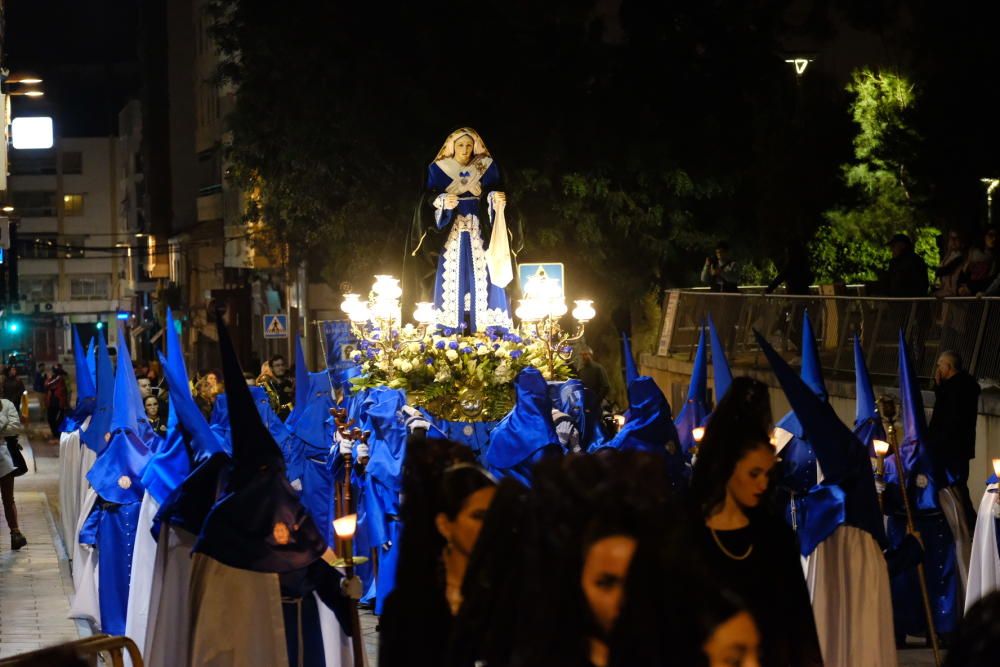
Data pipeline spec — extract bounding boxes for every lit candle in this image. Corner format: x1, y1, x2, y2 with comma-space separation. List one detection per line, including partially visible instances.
992, 458, 1000, 477
873, 439, 890, 457
692, 426, 705, 443
333, 513, 358, 540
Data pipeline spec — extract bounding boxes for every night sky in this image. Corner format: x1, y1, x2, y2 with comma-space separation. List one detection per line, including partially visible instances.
4, 0, 140, 136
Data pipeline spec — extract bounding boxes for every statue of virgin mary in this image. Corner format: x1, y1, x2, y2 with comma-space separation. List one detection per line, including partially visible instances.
408, 128, 519, 332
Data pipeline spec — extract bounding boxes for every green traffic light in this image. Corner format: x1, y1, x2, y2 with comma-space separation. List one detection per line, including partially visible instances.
96, 322, 104, 330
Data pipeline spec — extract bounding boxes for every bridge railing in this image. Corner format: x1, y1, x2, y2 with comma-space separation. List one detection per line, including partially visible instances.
658, 290, 1000, 385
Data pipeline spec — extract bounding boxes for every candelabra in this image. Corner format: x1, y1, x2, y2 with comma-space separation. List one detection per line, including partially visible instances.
514, 270, 595, 378
341, 275, 436, 380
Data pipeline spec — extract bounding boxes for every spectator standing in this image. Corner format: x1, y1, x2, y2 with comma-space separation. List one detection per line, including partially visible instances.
959, 227, 998, 296
0, 392, 27, 550
765, 240, 814, 295
33, 363, 46, 392
44, 365, 69, 440
258, 354, 294, 419
880, 233, 929, 297
2, 367, 26, 408
928, 350, 981, 528
577, 346, 610, 410
701, 241, 741, 293
934, 230, 968, 297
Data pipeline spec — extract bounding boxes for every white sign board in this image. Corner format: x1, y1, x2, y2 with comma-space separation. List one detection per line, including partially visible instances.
11, 116, 54, 149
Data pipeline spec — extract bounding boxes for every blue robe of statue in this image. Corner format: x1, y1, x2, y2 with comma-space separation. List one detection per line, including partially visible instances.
485, 368, 561, 486
427, 156, 511, 331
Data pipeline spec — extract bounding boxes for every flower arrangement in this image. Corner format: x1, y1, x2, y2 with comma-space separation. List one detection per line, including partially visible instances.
349, 326, 574, 421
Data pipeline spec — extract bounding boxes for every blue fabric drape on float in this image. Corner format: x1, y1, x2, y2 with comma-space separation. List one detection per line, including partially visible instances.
756, 330, 886, 554
485, 368, 560, 486
883, 330, 959, 637
707, 313, 733, 402
674, 326, 708, 458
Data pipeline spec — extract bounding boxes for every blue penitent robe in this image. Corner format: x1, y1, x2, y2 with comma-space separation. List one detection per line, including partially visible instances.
82, 325, 153, 635
485, 368, 561, 486
592, 376, 687, 491
427, 157, 512, 331
285, 369, 336, 543
883, 331, 960, 639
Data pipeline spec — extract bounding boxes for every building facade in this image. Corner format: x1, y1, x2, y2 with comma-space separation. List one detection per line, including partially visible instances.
7, 136, 128, 362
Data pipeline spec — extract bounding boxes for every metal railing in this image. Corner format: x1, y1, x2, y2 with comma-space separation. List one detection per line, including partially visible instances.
659, 290, 1000, 385
0, 634, 143, 667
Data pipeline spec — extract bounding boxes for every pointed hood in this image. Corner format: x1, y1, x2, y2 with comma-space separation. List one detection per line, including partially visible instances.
884, 330, 943, 511
485, 367, 559, 470
554, 379, 607, 450
86, 337, 97, 387
72, 326, 97, 403
81, 329, 115, 453
674, 326, 708, 456
142, 310, 225, 506
852, 337, 885, 453
285, 337, 334, 456
193, 314, 327, 572
85, 326, 153, 504
61, 326, 98, 431
707, 313, 733, 402
110, 325, 141, 435
756, 331, 886, 554
800, 311, 827, 400
604, 376, 680, 456
621, 332, 639, 387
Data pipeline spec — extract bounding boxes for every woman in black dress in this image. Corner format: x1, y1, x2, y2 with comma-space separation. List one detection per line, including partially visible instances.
378, 437, 497, 667
689, 377, 823, 667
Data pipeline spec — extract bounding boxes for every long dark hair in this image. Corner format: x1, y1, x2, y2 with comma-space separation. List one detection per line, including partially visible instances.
689, 377, 773, 519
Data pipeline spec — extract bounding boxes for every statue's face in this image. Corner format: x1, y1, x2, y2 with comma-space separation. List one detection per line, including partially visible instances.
454, 135, 474, 165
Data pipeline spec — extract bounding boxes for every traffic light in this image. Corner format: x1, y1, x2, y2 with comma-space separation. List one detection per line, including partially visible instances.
4, 319, 20, 334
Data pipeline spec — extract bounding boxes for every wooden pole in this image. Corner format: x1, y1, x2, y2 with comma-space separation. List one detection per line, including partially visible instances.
879, 395, 941, 666
330, 405, 365, 667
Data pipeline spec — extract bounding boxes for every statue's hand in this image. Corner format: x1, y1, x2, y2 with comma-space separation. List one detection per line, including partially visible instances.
493, 191, 506, 205
443, 193, 459, 209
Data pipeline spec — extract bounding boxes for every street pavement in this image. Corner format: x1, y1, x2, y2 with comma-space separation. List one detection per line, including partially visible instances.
0, 427, 937, 665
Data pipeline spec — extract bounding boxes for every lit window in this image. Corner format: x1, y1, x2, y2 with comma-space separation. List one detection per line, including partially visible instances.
63, 194, 85, 216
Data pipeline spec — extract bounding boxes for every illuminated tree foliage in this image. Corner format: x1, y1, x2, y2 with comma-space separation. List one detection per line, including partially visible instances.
813, 69, 938, 283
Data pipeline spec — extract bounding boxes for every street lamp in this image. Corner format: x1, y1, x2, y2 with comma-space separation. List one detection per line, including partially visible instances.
981, 178, 1000, 226
784, 58, 814, 76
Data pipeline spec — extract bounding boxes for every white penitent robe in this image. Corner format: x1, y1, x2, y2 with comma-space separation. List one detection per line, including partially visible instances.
78, 444, 97, 525
69, 488, 101, 626
940, 486, 973, 605
804, 525, 896, 667
144, 522, 198, 667
58, 430, 83, 547
966, 483, 1000, 611
316, 590, 356, 667
187, 553, 289, 667
123, 492, 159, 667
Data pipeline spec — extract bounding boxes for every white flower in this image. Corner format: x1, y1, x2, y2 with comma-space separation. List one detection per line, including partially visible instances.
399, 360, 413, 373
446, 349, 459, 361
495, 347, 509, 359
476, 344, 489, 356
435, 368, 452, 382
376, 360, 389, 372
408, 342, 422, 354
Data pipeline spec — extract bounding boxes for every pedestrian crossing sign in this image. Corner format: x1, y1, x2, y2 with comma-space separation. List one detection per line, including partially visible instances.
263, 314, 288, 339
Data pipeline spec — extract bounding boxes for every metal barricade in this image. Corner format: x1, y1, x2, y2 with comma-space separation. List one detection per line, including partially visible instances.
0, 634, 143, 667
658, 290, 1000, 385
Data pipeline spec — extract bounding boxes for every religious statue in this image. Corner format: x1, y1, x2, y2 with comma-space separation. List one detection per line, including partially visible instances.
408, 128, 521, 332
